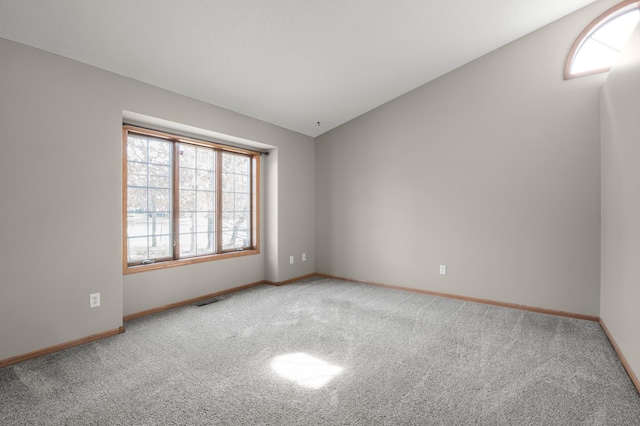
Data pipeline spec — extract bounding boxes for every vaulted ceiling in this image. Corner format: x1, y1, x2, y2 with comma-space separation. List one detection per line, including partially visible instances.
0, 0, 597, 137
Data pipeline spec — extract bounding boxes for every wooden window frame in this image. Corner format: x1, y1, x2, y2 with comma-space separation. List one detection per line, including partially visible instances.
565, 0, 640, 79
122, 125, 260, 274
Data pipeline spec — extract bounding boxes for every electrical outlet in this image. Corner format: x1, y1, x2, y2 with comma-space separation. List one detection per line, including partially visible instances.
289, 256, 294, 264
302, 253, 307, 262
90, 293, 101, 308
439, 265, 447, 275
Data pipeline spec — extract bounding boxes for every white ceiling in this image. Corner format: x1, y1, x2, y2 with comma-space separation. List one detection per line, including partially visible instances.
0, 0, 597, 137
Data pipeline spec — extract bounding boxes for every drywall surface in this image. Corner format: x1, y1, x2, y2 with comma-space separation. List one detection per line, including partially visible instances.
600, 23, 640, 385
315, 1, 616, 316
275, 136, 316, 281
0, 36, 314, 361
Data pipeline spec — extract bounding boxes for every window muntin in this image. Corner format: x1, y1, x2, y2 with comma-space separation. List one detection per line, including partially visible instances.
565, 0, 640, 79
123, 126, 259, 273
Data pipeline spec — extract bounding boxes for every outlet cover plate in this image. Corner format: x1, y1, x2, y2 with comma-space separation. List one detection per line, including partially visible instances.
90, 293, 101, 308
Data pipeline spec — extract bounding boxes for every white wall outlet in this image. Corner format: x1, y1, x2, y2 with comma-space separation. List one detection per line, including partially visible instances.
302, 253, 307, 262
439, 265, 447, 275
90, 293, 101, 308
289, 256, 294, 264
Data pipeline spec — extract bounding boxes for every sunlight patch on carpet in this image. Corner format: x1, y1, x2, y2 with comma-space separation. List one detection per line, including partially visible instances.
271, 353, 343, 389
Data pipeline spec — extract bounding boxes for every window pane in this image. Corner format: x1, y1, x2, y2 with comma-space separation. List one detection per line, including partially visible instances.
222, 173, 234, 192
569, 7, 640, 77
222, 154, 234, 173
179, 144, 196, 168
147, 232, 172, 259
591, 10, 639, 50
127, 211, 148, 237
149, 140, 171, 165
235, 174, 248, 192
234, 156, 249, 174
222, 191, 234, 211
196, 231, 215, 254
127, 137, 147, 163
222, 231, 235, 250
221, 152, 251, 250
128, 236, 149, 262
197, 191, 214, 211
180, 168, 196, 190
149, 188, 171, 212
197, 146, 215, 171
196, 212, 214, 233
235, 193, 249, 211
149, 164, 171, 188
180, 190, 196, 211
179, 212, 195, 234
127, 187, 148, 213
572, 39, 618, 74
179, 143, 216, 253
197, 170, 215, 191
128, 162, 147, 187
179, 232, 195, 256
126, 134, 173, 263
178, 212, 213, 255
128, 220, 173, 261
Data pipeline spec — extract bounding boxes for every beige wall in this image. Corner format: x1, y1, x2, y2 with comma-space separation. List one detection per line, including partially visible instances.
315, 0, 619, 316
601, 23, 640, 385
0, 37, 315, 361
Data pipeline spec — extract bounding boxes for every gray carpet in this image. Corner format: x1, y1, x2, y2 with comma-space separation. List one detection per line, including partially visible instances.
1, 277, 639, 425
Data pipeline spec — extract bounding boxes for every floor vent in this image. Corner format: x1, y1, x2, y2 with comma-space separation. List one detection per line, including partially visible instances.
193, 297, 221, 307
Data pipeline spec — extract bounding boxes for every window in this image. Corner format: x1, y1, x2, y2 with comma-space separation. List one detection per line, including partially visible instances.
565, 0, 640, 79
123, 125, 260, 273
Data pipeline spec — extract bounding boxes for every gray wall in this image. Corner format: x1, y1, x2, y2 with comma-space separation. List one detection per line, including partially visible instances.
0, 37, 315, 361
315, 0, 618, 316
601, 23, 640, 385
2, 0, 634, 368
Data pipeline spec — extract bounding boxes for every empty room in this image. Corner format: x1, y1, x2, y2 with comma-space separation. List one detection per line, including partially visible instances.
1, 0, 639, 424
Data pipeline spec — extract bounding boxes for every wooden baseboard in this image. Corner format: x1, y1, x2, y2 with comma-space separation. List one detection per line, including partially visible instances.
314, 273, 600, 322
265, 273, 317, 287
2, 279, 268, 368
123, 280, 266, 321
0, 272, 604, 371
0, 326, 125, 369
123, 273, 317, 322
599, 319, 640, 395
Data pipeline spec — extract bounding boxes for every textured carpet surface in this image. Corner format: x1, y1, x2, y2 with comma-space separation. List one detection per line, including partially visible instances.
1, 277, 639, 425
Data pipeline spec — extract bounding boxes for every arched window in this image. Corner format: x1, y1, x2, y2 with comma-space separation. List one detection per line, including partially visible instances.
565, 0, 640, 79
